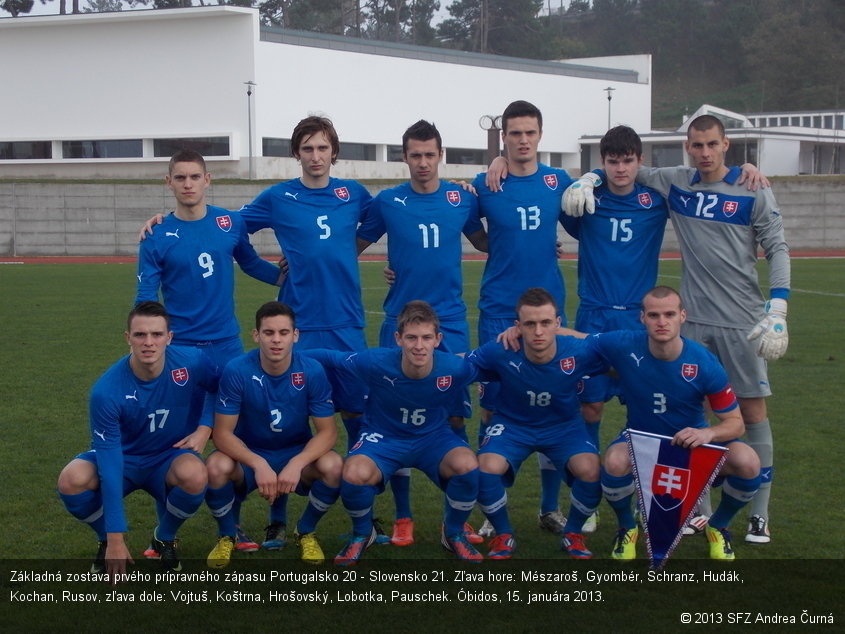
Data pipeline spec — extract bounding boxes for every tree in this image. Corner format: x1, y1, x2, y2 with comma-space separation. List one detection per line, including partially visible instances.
438, 0, 549, 58
359, 0, 440, 44
84, 0, 123, 11
1, 0, 35, 16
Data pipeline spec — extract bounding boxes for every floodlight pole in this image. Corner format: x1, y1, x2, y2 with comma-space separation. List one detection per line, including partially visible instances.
245, 81, 256, 179
604, 86, 615, 130
479, 114, 503, 165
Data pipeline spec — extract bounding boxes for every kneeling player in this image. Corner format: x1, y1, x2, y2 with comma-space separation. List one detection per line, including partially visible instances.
57, 302, 218, 575
309, 301, 481, 565
205, 302, 341, 567
468, 288, 605, 559
585, 287, 761, 561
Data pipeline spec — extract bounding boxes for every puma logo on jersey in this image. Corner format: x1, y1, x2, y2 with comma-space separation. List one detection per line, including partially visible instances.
218, 396, 228, 407
251, 375, 265, 387
508, 361, 523, 372
165, 230, 180, 238
394, 196, 407, 206
94, 430, 106, 441
124, 391, 138, 401
594, 195, 602, 206
679, 196, 691, 208
382, 375, 398, 386
285, 191, 299, 200
136, 273, 143, 282
630, 353, 644, 367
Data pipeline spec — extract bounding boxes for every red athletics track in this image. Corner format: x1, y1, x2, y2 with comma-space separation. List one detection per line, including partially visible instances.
1, 251, 843, 264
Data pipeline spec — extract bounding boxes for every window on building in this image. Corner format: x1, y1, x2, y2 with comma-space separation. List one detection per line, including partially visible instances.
154, 137, 230, 157
780, 117, 789, 126
836, 115, 844, 130
62, 139, 142, 159
340, 143, 376, 161
387, 145, 404, 162
262, 138, 291, 157
813, 116, 822, 128
791, 117, 800, 126
803, 116, 812, 127
446, 147, 483, 165
652, 144, 684, 168
0, 141, 52, 160
824, 115, 833, 129
726, 140, 757, 166
548, 152, 563, 168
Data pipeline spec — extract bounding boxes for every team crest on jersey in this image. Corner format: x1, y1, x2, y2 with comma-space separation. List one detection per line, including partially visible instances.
171, 367, 189, 386
651, 464, 690, 511
722, 200, 738, 217
560, 357, 576, 375
446, 190, 461, 207
436, 376, 453, 391
216, 215, 232, 232
544, 174, 558, 190
334, 187, 350, 201
291, 372, 305, 391
681, 363, 698, 382
638, 192, 653, 208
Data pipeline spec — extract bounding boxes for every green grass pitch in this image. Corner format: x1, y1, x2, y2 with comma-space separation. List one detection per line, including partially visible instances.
0, 258, 843, 630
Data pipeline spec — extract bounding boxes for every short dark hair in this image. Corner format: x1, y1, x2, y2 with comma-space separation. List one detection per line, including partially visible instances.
642, 285, 684, 310
291, 116, 340, 164
129, 301, 170, 331
600, 125, 642, 159
402, 120, 442, 153
255, 301, 296, 330
396, 300, 440, 334
168, 149, 206, 175
501, 100, 543, 133
516, 287, 558, 315
687, 114, 725, 138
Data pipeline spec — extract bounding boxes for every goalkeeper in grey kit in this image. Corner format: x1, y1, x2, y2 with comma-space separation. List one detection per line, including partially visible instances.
564, 114, 789, 545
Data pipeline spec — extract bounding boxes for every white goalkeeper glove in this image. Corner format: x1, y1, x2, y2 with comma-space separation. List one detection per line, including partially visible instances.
747, 298, 788, 360
562, 172, 602, 217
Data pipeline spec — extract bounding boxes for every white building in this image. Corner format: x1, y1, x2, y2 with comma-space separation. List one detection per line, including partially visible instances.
577, 104, 845, 176
0, 6, 652, 180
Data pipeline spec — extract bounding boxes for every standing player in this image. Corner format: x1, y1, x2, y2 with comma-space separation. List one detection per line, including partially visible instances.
566, 115, 788, 543
136, 149, 282, 554
204, 302, 341, 568
475, 100, 574, 534
560, 125, 668, 534
307, 301, 482, 565
466, 288, 605, 559
581, 287, 761, 560
357, 120, 487, 545
57, 302, 219, 575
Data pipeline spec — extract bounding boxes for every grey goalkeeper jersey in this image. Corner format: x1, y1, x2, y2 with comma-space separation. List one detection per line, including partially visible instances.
637, 165, 790, 329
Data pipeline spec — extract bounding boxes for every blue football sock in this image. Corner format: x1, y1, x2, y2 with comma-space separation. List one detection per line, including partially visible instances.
157, 486, 205, 541
297, 480, 340, 535
205, 483, 237, 537
341, 479, 375, 536
390, 468, 412, 520
59, 489, 106, 540
601, 468, 636, 530
710, 473, 762, 529
478, 471, 512, 535
343, 415, 364, 452
443, 468, 479, 536
269, 494, 289, 525
538, 453, 562, 514
564, 477, 602, 533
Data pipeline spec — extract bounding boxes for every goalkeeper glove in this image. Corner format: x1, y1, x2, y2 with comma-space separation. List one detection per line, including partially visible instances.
562, 172, 602, 217
747, 298, 788, 360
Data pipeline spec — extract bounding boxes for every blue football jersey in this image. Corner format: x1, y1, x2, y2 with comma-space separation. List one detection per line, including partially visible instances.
215, 349, 335, 452
586, 330, 738, 436
357, 181, 482, 321
239, 177, 372, 331
136, 206, 279, 342
89, 345, 220, 531
562, 183, 667, 312
466, 336, 607, 427
473, 164, 572, 321
308, 347, 475, 438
